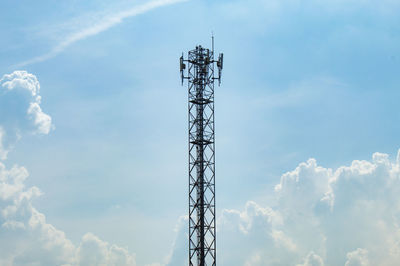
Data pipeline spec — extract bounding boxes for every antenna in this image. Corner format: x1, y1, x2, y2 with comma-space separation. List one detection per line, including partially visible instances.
180, 53, 186, 85
212, 32, 214, 55
217, 53, 223, 86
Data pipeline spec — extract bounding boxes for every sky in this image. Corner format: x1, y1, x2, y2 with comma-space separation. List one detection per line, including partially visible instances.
1, 0, 400, 265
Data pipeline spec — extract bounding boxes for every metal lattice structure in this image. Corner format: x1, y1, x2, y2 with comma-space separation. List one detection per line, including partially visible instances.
180, 43, 223, 266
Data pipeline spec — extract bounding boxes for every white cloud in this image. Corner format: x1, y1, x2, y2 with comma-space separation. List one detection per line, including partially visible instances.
0, 71, 53, 160
0, 161, 75, 265
297, 251, 324, 266
165, 150, 400, 265
17, 0, 188, 67
0, 157, 136, 265
76, 233, 136, 266
345, 248, 369, 266
0, 70, 135, 265
164, 216, 188, 266
27, 102, 52, 135
0, 128, 9, 160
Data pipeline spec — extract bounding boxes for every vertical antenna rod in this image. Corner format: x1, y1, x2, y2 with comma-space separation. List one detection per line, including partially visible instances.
180, 42, 223, 266
212, 32, 214, 53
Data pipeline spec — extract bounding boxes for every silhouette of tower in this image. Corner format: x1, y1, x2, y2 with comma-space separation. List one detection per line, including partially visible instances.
180, 41, 223, 266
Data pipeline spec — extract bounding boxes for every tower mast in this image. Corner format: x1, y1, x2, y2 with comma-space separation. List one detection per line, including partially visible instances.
180, 43, 223, 266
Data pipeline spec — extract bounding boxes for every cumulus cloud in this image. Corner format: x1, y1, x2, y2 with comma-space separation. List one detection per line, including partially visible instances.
0, 128, 8, 160
164, 216, 188, 266
0, 161, 136, 265
0, 70, 135, 265
0, 70, 52, 134
0, 71, 53, 160
297, 251, 324, 266
345, 248, 369, 266
76, 233, 136, 266
166, 150, 400, 266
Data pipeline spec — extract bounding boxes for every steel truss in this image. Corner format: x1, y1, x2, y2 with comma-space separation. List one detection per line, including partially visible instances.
180, 45, 223, 266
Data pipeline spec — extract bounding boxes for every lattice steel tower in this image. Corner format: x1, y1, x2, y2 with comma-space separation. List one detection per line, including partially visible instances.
180, 41, 223, 266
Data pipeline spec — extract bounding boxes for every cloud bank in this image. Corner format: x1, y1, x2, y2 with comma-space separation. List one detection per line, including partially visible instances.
18, 0, 187, 67
167, 151, 400, 266
0, 70, 136, 265
0, 161, 136, 265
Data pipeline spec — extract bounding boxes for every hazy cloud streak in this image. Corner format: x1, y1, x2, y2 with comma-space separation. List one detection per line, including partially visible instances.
17, 0, 187, 67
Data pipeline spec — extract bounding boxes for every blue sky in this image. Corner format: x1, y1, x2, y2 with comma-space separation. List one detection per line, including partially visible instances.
1, 0, 400, 265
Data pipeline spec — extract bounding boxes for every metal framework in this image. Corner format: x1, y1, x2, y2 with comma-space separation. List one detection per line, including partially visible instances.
180, 43, 223, 266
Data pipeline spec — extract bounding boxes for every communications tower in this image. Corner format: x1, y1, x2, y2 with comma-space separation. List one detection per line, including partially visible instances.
180, 41, 223, 266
